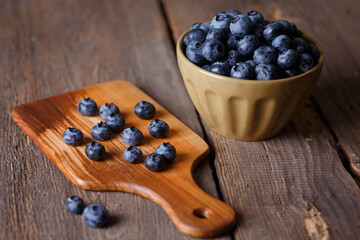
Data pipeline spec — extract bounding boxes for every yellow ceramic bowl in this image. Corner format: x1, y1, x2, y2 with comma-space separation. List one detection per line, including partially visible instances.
176, 30, 323, 140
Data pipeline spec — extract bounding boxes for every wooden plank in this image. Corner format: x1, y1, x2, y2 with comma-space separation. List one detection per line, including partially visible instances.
0, 0, 230, 239
163, 0, 360, 239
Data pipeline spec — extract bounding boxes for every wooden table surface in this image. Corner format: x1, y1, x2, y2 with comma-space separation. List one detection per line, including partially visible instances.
1, 0, 360, 239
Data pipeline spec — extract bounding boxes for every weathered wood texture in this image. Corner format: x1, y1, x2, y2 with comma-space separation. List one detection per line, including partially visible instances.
164, 0, 360, 239
0, 0, 229, 239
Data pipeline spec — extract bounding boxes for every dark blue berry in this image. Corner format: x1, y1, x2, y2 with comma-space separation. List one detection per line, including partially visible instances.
292, 37, 308, 54
245, 59, 257, 68
184, 29, 207, 46
255, 64, 278, 80
202, 64, 211, 71
251, 23, 265, 40
263, 22, 284, 41
65, 196, 85, 214
308, 43, 320, 61
277, 49, 298, 69
237, 34, 259, 57
156, 142, 176, 163
145, 153, 165, 172
149, 119, 169, 138
206, 29, 226, 42
282, 67, 301, 78
202, 39, 225, 62
85, 141, 106, 161
225, 50, 242, 66
210, 62, 231, 76
230, 62, 254, 79
82, 204, 109, 228
77, 98, 97, 116
62, 127, 83, 146
253, 45, 277, 64
199, 23, 212, 32
99, 103, 119, 120
123, 146, 142, 163
230, 14, 253, 37
122, 127, 143, 146
276, 20, 297, 36
211, 12, 231, 32
134, 101, 156, 119
226, 9, 241, 18
190, 22, 202, 30
272, 35, 291, 52
246, 10, 264, 24
297, 53, 315, 73
186, 42, 206, 65
226, 33, 241, 50
105, 113, 125, 133
91, 122, 111, 141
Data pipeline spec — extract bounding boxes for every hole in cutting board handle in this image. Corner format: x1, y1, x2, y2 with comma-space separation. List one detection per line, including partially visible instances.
192, 207, 213, 219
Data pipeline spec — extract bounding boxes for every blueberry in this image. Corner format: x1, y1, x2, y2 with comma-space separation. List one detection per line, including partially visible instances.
62, 127, 83, 146
190, 22, 202, 30
144, 153, 165, 172
237, 34, 259, 57
82, 204, 109, 228
199, 23, 212, 32
202, 39, 225, 62
149, 119, 169, 138
230, 62, 254, 79
91, 122, 111, 141
123, 146, 142, 164
99, 103, 119, 120
134, 101, 156, 119
202, 64, 211, 71
292, 37, 308, 54
156, 142, 176, 163
77, 98, 97, 116
226, 33, 241, 50
308, 43, 320, 61
253, 45, 277, 64
211, 12, 231, 32
281, 67, 301, 78
105, 113, 125, 132
230, 14, 253, 37
65, 196, 85, 214
289, 22, 298, 36
184, 29, 207, 46
276, 20, 297, 36
251, 23, 265, 40
277, 49, 298, 69
122, 127, 143, 146
297, 53, 315, 73
246, 10, 264, 24
206, 29, 226, 42
210, 62, 231, 76
186, 42, 206, 65
225, 50, 242, 66
245, 59, 257, 68
255, 64, 278, 80
85, 141, 106, 161
226, 9, 241, 18
272, 34, 291, 52
263, 22, 284, 41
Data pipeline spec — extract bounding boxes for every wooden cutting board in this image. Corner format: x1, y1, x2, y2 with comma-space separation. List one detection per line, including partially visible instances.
11, 80, 235, 238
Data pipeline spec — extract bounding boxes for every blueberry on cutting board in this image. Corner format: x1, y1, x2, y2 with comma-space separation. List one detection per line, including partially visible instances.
122, 127, 143, 146
148, 119, 169, 138
62, 128, 83, 146
85, 141, 106, 161
145, 153, 165, 172
77, 98, 98, 116
134, 101, 156, 119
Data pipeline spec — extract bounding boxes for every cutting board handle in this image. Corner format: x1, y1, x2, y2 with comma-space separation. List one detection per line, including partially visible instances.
143, 176, 236, 238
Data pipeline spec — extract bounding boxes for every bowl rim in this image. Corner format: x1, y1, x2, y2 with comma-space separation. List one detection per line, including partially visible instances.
176, 26, 324, 85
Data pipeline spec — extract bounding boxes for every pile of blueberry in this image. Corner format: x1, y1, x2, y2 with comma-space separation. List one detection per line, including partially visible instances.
65, 195, 109, 228
184, 9, 320, 80
62, 98, 176, 172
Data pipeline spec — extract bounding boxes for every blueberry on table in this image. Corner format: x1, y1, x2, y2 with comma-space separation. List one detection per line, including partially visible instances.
99, 103, 119, 120
210, 12, 231, 32
82, 204, 109, 228
123, 146, 142, 163
255, 64, 278, 80
134, 101, 156, 119
62, 127, 83, 146
85, 141, 106, 161
186, 42, 206, 65
122, 127, 143, 146
237, 34, 259, 57
230, 14, 253, 37
271, 34, 291, 52
145, 153, 166, 172
292, 37, 308, 54
65, 196, 85, 214
263, 22, 284, 41
156, 142, 176, 163
77, 98, 98, 116
225, 50, 242, 66
202, 39, 225, 62
230, 62, 255, 79
206, 29, 226, 42
297, 53, 315, 73
246, 10, 264, 24
253, 45, 277, 64
184, 29, 207, 46
91, 122, 111, 141
226, 9, 241, 18
277, 49, 298, 69
210, 62, 231, 76
148, 119, 169, 138
105, 113, 125, 133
